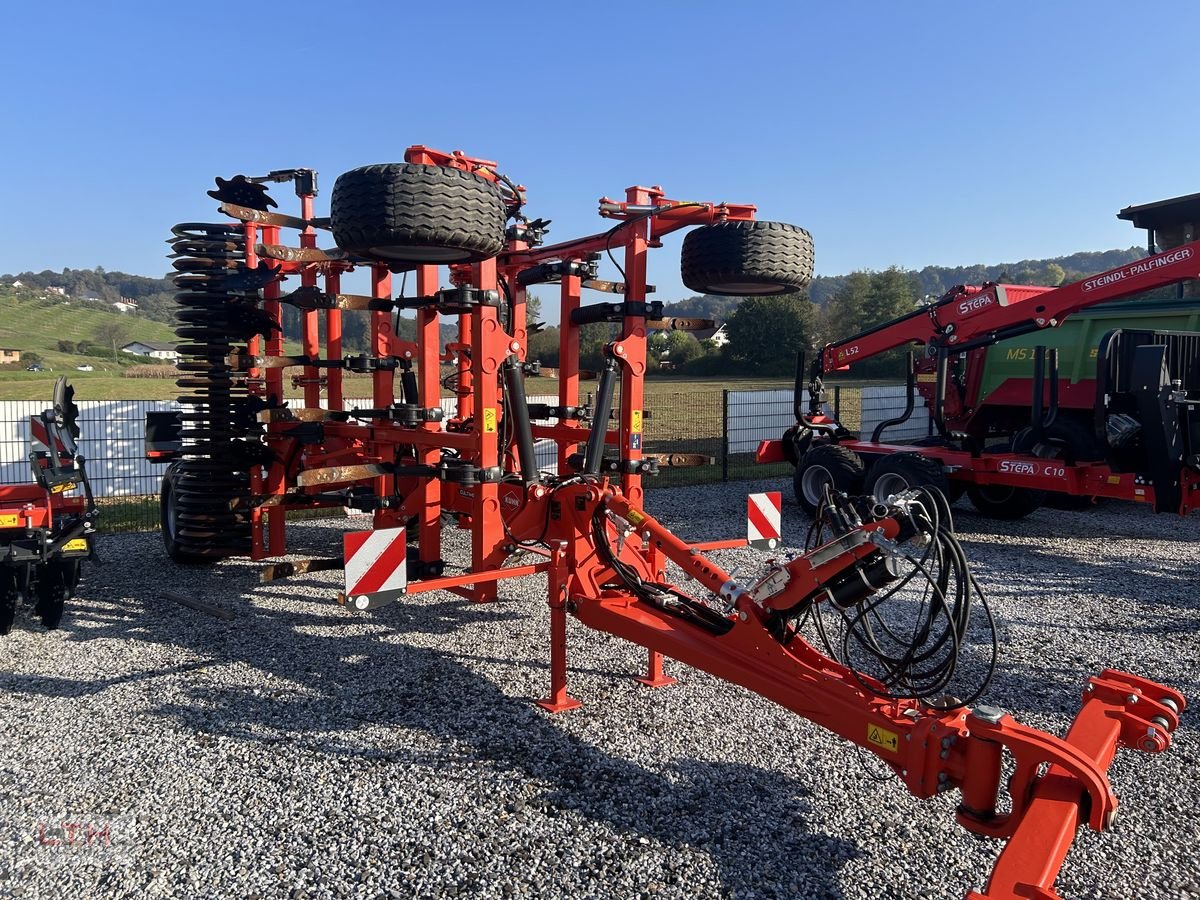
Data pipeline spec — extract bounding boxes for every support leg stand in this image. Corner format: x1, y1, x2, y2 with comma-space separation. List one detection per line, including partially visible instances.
537, 546, 581, 713
635, 649, 677, 688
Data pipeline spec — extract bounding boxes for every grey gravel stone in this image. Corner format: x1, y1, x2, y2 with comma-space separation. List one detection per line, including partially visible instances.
0, 479, 1196, 900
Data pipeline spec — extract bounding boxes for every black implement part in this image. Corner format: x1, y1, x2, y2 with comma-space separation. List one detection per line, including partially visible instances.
392, 286, 501, 314
208, 175, 277, 211
1131, 344, 1186, 513
517, 256, 597, 287
502, 354, 539, 485
568, 452, 659, 477
571, 300, 663, 326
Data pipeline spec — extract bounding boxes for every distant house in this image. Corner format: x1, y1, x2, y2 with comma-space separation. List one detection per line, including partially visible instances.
46, 286, 67, 297
10, 280, 23, 289
693, 323, 730, 347
0, 348, 21, 363
122, 340, 178, 362
112, 300, 138, 313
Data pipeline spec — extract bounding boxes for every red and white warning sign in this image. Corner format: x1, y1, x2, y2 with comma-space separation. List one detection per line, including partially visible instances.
747, 492, 782, 550
343, 526, 407, 610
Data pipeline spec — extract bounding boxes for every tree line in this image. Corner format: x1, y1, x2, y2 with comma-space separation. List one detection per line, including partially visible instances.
6, 243, 1148, 378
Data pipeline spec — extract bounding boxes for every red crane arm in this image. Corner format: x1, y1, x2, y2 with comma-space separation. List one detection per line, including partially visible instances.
818, 241, 1200, 374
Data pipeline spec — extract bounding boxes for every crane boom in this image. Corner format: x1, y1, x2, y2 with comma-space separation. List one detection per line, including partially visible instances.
817, 242, 1200, 375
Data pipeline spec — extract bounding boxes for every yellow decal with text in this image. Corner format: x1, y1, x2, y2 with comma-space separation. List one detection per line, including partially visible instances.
631, 410, 643, 433
483, 408, 497, 433
51, 482, 77, 494
867, 724, 900, 753
63, 539, 88, 552
0, 514, 19, 528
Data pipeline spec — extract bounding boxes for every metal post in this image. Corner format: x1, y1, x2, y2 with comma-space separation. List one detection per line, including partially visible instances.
721, 389, 729, 482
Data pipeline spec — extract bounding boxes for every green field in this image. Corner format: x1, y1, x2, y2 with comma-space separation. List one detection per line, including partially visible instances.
0, 292, 178, 374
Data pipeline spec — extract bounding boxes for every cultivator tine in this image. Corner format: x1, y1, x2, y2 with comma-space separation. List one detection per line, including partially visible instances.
260, 557, 343, 582
276, 286, 390, 311
295, 464, 392, 487
257, 407, 346, 424
645, 317, 715, 331
581, 278, 656, 295
643, 453, 715, 467
219, 201, 324, 231
227, 353, 311, 370
254, 243, 352, 263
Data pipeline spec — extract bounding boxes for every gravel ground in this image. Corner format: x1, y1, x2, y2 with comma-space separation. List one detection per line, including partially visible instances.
0, 479, 1197, 900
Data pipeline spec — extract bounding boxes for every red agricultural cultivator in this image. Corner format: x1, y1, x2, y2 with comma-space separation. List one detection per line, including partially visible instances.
150, 146, 1184, 899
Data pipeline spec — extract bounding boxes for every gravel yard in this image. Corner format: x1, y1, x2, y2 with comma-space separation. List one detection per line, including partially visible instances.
1, 479, 1197, 900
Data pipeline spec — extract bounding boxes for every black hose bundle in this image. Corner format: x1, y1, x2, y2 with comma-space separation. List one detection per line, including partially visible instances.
792, 487, 997, 708
591, 503, 733, 635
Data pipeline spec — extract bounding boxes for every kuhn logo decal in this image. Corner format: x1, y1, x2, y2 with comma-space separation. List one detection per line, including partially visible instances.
1082, 247, 1194, 292
957, 293, 994, 316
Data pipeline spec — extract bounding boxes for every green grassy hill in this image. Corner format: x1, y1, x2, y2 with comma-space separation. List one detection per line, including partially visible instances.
0, 290, 178, 369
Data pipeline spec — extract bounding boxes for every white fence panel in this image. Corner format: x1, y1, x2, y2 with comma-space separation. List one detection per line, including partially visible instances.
1, 399, 181, 497
858, 385, 930, 442
0, 393, 568, 496
725, 389, 793, 454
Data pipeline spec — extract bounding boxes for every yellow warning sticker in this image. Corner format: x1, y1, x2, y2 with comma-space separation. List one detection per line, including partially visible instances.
62, 539, 88, 552
625, 509, 646, 526
51, 482, 77, 494
482, 408, 497, 433
631, 410, 643, 433
867, 724, 900, 753
0, 514, 18, 528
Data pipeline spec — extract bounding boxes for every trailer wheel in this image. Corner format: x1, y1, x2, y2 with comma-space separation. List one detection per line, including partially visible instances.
681, 220, 814, 296
0, 567, 16, 636
794, 444, 865, 515
966, 484, 1044, 519
865, 453, 950, 505
966, 444, 1045, 518
1013, 417, 1102, 511
161, 467, 218, 565
34, 559, 78, 630
331, 163, 507, 265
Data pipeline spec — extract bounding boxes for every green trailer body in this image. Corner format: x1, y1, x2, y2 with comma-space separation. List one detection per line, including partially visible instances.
975, 295, 1200, 410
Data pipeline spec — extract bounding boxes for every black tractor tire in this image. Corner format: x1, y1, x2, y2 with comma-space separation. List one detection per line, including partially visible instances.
34, 558, 78, 630
0, 566, 16, 636
330, 163, 507, 265
681, 220, 814, 296
1013, 416, 1103, 511
865, 453, 950, 505
161, 467, 220, 565
966, 443, 1045, 519
794, 444, 865, 516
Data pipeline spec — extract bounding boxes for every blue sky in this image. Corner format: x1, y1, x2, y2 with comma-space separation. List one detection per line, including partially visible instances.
2, 2, 1197, 322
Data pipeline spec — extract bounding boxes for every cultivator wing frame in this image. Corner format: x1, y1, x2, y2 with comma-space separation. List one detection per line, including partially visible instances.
152, 146, 1183, 899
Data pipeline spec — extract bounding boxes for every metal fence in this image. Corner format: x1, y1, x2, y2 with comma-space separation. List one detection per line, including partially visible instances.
0, 384, 915, 533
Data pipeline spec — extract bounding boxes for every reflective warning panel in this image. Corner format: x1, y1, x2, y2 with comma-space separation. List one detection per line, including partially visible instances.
343, 526, 407, 610
747, 492, 781, 551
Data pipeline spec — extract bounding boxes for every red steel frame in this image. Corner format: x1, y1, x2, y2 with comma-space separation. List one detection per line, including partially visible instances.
204, 147, 1183, 899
